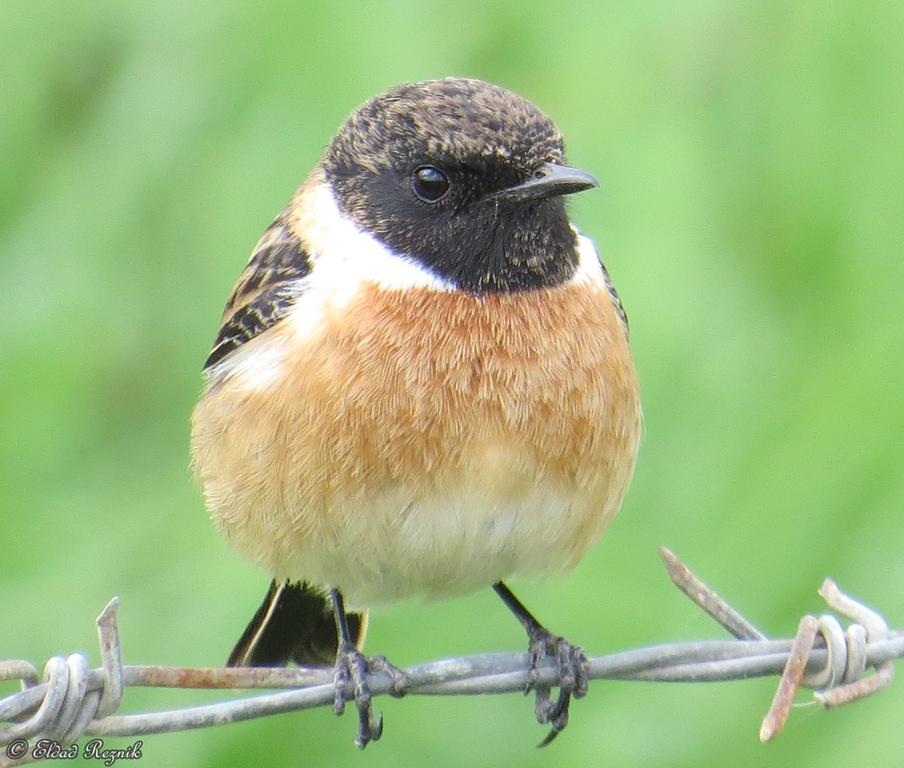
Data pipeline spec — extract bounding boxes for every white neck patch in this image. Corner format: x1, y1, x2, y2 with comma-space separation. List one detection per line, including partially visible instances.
567, 226, 607, 287
287, 181, 455, 339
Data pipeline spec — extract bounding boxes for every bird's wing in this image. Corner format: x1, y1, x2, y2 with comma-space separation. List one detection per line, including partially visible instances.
203, 212, 312, 370
599, 260, 629, 336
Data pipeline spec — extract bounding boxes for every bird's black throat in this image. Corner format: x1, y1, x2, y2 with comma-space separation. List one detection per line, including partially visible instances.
326, 166, 580, 293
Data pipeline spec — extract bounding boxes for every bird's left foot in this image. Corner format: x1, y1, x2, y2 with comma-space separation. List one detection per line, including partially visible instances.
524, 625, 589, 746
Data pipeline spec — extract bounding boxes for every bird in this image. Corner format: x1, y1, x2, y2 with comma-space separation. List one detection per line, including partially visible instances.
190, 77, 642, 748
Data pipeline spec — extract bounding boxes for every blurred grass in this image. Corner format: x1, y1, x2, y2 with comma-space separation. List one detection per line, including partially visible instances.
2, 1, 903, 766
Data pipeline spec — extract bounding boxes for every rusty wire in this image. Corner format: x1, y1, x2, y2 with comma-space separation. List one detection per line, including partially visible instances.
1, 549, 902, 765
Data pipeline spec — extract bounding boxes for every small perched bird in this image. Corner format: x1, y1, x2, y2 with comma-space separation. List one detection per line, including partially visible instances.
191, 77, 641, 748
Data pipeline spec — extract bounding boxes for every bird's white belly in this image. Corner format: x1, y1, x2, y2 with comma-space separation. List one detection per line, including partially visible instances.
279, 482, 583, 609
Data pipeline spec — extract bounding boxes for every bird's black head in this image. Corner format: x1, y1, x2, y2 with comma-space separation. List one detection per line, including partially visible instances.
323, 78, 597, 293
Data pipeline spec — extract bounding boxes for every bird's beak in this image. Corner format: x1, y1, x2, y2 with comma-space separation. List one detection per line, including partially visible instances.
492, 162, 599, 204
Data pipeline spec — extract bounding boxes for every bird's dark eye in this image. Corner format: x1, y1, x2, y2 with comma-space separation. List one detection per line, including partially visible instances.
412, 166, 450, 202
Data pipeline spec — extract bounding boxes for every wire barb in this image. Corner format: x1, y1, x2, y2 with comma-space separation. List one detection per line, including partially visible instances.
659, 547, 767, 641
1, 551, 901, 760
759, 615, 818, 741
814, 578, 895, 708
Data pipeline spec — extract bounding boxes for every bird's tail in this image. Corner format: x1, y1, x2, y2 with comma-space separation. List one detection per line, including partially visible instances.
227, 580, 368, 667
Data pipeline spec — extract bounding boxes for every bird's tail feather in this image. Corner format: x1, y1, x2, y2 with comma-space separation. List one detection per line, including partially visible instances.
227, 580, 368, 667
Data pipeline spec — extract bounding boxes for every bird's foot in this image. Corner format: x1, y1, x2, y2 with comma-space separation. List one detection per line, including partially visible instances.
332, 642, 408, 749
525, 626, 589, 746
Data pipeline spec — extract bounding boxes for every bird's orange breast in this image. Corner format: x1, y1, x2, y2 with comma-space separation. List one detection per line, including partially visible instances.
191, 280, 641, 604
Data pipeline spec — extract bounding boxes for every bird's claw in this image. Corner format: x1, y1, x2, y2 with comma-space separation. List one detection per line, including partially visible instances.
332, 642, 407, 748
525, 627, 589, 746
368, 654, 410, 698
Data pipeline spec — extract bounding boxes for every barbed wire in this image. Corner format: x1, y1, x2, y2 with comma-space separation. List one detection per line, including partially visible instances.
1, 548, 901, 765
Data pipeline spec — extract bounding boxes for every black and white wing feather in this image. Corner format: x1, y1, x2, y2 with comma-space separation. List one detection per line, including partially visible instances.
204, 212, 311, 371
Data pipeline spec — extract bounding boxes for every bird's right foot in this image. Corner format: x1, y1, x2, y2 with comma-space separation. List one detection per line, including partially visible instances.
332, 642, 407, 749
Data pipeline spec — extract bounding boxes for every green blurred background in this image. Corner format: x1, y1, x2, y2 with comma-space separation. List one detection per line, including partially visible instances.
3, 1, 902, 766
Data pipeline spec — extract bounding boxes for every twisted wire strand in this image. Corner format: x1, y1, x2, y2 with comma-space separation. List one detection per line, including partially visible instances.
1, 551, 901, 764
